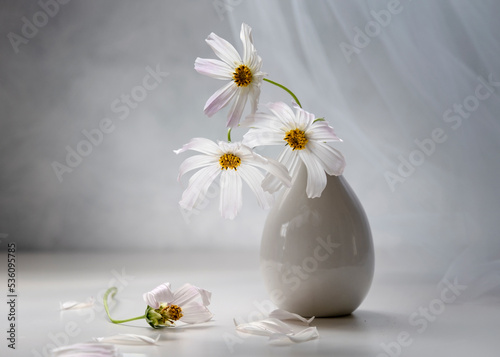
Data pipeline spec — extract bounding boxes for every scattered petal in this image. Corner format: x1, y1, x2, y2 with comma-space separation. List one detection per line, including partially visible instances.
93, 334, 159, 345
60, 297, 95, 310
269, 309, 315, 324
50, 343, 119, 357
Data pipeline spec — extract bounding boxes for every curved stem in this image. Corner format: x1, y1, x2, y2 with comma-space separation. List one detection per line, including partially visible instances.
227, 128, 232, 142
103, 287, 146, 324
263, 78, 302, 108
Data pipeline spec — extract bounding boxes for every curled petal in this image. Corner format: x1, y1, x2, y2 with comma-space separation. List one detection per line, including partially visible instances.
93, 334, 159, 345
180, 301, 214, 324
235, 317, 294, 336
269, 309, 315, 325
299, 150, 327, 198
172, 283, 212, 307
143, 283, 174, 309
307, 141, 345, 176
269, 327, 319, 344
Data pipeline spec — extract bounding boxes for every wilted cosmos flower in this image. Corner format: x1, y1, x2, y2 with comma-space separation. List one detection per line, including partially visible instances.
195, 23, 266, 128
242, 102, 346, 198
143, 282, 214, 328
174, 138, 291, 219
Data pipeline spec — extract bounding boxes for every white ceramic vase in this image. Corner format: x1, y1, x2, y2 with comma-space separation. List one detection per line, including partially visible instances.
260, 163, 374, 317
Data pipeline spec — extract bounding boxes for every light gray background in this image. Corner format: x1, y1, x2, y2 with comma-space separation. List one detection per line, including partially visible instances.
1, 1, 499, 299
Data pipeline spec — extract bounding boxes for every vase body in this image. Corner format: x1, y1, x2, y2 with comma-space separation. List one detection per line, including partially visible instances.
260, 164, 374, 317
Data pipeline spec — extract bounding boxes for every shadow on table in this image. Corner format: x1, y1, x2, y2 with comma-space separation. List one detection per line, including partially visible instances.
311, 309, 408, 333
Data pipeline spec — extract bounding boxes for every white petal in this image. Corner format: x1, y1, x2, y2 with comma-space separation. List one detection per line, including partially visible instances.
295, 105, 315, 129
93, 334, 159, 345
180, 301, 214, 324
60, 297, 95, 310
143, 283, 174, 309
204, 81, 238, 117
219, 169, 242, 219
299, 149, 327, 198
237, 165, 273, 210
240, 23, 255, 66
179, 165, 220, 211
269, 309, 315, 325
267, 102, 298, 128
226, 87, 250, 128
307, 120, 342, 142
242, 127, 284, 147
177, 154, 218, 181
172, 283, 212, 307
174, 137, 222, 156
240, 112, 277, 128
234, 317, 294, 336
50, 343, 119, 357
269, 327, 319, 344
248, 83, 262, 114
194, 58, 233, 80
206, 32, 241, 66
246, 154, 292, 190
307, 141, 346, 176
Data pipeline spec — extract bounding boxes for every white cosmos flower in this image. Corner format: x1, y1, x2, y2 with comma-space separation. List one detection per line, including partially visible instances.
242, 102, 346, 198
195, 23, 266, 128
174, 138, 291, 220
143, 282, 213, 326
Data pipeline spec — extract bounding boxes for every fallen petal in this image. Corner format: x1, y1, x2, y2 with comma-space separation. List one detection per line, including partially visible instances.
93, 334, 159, 345
59, 297, 95, 310
50, 343, 119, 357
269, 308, 315, 324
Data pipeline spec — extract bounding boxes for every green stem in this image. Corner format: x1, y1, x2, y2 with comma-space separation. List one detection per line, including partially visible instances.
103, 287, 146, 324
227, 128, 232, 142
263, 78, 302, 108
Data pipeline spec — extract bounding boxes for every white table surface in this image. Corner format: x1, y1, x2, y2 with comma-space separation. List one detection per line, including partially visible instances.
1, 249, 498, 357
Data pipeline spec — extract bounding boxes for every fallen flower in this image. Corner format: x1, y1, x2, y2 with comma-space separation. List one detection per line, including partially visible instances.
103, 282, 214, 329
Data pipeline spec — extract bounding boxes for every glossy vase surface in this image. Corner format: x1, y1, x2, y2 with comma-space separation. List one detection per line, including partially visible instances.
260, 164, 374, 317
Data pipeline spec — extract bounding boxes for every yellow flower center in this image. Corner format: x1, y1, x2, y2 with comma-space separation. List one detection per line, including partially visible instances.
161, 304, 183, 322
219, 153, 241, 170
284, 129, 308, 150
232, 64, 253, 87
